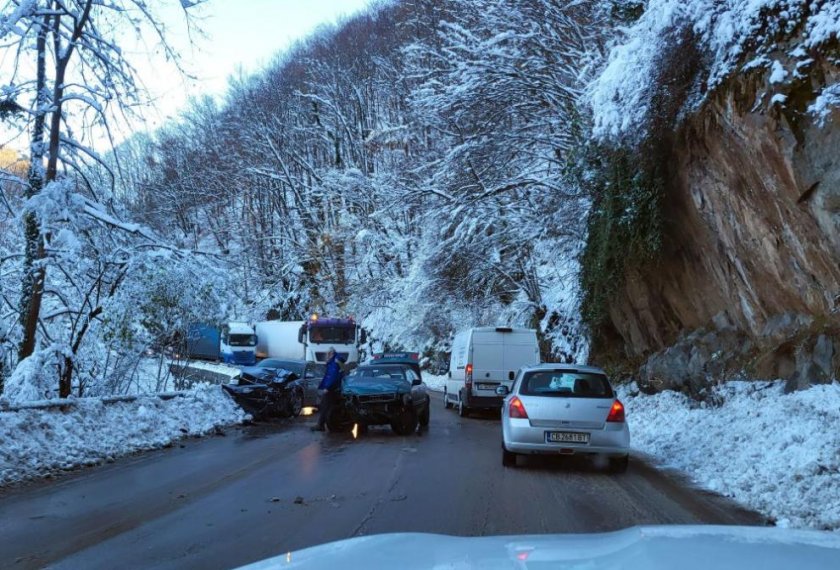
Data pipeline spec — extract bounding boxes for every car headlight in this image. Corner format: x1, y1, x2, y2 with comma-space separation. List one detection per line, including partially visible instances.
402, 394, 412, 405
230, 376, 240, 385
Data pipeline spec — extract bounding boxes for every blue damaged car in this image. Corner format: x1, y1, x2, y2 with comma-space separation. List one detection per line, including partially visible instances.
327, 363, 430, 435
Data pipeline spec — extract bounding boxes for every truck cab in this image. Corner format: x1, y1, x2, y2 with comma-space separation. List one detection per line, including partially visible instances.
298, 315, 366, 363
220, 322, 258, 366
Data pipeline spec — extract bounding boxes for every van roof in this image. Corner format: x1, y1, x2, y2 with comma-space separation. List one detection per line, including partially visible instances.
524, 363, 607, 375
470, 327, 536, 334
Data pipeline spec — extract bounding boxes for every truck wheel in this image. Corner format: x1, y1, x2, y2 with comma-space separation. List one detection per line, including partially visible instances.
391, 409, 418, 435
419, 403, 430, 427
443, 389, 452, 409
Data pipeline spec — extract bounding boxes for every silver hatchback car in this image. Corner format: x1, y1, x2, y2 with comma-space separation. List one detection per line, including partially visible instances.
498, 364, 630, 472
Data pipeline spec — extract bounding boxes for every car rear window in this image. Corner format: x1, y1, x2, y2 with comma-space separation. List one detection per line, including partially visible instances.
519, 371, 613, 398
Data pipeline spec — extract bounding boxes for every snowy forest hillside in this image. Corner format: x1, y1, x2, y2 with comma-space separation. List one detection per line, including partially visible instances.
1, 0, 839, 402
112, 0, 611, 363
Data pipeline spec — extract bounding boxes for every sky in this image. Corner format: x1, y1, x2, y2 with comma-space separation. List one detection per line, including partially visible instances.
0, 0, 376, 152
127, 0, 377, 131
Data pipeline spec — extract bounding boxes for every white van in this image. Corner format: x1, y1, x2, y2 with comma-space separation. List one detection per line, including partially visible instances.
444, 327, 540, 416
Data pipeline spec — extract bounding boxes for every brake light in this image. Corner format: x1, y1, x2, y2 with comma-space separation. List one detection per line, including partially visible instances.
606, 399, 625, 422
509, 397, 528, 418
465, 363, 473, 387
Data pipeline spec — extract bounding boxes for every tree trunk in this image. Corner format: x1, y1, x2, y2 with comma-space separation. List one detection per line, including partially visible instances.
18, 15, 50, 362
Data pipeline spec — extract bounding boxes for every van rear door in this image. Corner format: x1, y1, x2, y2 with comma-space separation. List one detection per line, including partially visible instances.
501, 330, 540, 387
470, 330, 506, 396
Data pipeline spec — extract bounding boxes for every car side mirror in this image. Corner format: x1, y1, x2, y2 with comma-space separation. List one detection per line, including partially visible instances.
412, 378, 422, 386
495, 385, 509, 396
360, 329, 367, 344
508, 371, 514, 381
447, 370, 451, 378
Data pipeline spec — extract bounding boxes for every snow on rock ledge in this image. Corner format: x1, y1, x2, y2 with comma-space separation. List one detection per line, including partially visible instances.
0, 385, 248, 487
619, 380, 840, 530
589, 0, 840, 142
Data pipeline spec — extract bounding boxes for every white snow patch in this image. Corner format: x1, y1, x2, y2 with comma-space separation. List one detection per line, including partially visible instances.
619, 380, 840, 530
768, 60, 787, 84
423, 373, 447, 392
0, 385, 247, 487
808, 83, 840, 126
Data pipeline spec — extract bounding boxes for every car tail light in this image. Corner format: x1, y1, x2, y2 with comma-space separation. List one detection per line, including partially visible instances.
465, 363, 473, 388
606, 399, 625, 422
509, 396, 528, 419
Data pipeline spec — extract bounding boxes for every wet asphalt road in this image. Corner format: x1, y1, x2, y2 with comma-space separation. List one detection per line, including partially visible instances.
0, 392, 765, 569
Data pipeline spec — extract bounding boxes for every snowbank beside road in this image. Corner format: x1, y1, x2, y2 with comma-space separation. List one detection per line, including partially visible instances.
0, 385, 248, 487
423, 373, 447, 392
620, 381, 840, 531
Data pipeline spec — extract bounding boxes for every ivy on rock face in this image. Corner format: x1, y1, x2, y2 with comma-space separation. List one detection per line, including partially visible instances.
578, 144, 664, 332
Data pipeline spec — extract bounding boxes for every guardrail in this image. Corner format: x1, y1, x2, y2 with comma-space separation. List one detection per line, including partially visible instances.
0, 390, 191, 413
1, 362, 237, 414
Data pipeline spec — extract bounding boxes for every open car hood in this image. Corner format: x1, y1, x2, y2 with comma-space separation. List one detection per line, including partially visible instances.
239, 526, 840, 570
239, 368, 299, 385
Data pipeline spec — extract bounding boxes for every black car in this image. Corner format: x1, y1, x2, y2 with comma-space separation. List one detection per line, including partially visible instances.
223, 359, 325, 419
327, 363, 430, 435
237, 359, 325, 406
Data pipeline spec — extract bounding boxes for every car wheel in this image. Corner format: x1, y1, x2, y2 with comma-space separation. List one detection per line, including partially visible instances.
458, 396, 470, 418
287, 388, 304, 417
443, 389, 452, 409
608, 455, 629, 474
326, 409, 353, 433
391, 409, 418, 435
502, 445, 517, 467
419, 403, 430, 427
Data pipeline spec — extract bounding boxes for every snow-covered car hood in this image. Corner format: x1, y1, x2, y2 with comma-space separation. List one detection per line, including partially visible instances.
239, 526, 840, 569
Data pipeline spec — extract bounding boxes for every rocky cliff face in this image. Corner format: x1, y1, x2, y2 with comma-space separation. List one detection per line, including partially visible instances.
597, 61, 840, 396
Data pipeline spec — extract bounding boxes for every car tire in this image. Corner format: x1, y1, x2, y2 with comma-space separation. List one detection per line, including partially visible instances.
502, 445, 517, 467
458, 396, 470, 418
608, 455, 629, 474
443, 389, 452, 409
419, 403, 430, 427
391, 409, 418, 435
326, 409, 353, 433
287, 388, 304, 417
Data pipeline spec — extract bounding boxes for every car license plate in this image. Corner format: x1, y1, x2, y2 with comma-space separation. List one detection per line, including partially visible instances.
477, 383, 497, 390
546, 431, 590, 444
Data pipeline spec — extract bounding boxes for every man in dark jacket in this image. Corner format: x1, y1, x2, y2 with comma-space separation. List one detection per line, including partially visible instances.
311, 348, 345, 431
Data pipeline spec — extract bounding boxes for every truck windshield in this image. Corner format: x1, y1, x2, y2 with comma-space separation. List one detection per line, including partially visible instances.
229, 334, 256, 347
309, 326, 355, 344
